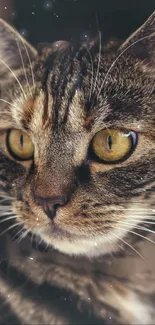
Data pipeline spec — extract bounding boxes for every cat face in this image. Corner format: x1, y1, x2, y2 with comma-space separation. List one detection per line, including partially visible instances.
0, 13, 154, 257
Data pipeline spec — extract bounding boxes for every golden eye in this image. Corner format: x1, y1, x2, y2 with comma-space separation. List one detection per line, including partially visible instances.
91, 128, 137, 163
7, 129, 34, 160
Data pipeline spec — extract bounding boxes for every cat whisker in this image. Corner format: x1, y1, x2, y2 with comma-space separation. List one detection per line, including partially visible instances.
0, 222, 24, 238
0, 59, 27, 100
125, 220, 155, 225
111, 231, 145, 261
85, 46, 94, 101
93, 30, 102, 94
19, 37, 35, 90
11, 224, 24, 241
0, 195, 15, 201
11, 23, 36, 90
0, 98, 21, 111
97, 32, 155, 100
0, 215, 23, 224
106, 232, 125, 253
31, 232, 35, 246
112, 225, 155, 249
16, 40, 33, 98
17, 229, 29, 244
0, 208, 13, 213
36, 237, 44, 249
118, 221, 155, 233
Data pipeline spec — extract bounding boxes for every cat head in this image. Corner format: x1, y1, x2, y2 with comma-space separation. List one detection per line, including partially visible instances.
0, 12, 154, 257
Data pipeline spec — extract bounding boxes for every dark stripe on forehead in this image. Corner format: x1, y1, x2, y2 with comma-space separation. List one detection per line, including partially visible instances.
49, 44, 91, 127
52, 46, 79, 126
61, 46, 89, 125
50, 45, 81, 126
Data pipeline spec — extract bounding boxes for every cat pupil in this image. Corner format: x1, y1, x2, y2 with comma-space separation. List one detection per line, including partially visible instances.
108, 135, 112, 150
20, 135, 24, 148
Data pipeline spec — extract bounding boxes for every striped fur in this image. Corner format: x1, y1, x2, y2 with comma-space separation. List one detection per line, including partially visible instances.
0, 11, 155, 324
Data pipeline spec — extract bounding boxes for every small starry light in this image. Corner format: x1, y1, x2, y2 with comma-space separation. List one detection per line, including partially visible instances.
29, 257, 34, 260
4, 6, 7, 10
19, 28, 28, 38
43, 0, 53, 11
32, 11, 35, 15
81, 33, 90, 42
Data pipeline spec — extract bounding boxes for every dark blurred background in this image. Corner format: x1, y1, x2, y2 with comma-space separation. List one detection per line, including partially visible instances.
1, 0, 155, 45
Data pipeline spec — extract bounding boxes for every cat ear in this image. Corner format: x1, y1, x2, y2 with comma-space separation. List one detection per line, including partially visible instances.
120, 11, 155, 66
0, 19, 37, 77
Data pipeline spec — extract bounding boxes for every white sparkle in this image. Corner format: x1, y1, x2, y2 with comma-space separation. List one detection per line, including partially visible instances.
29, 257, 34, 260
43, 1, 54, 11
20, 28, 28, 38
4, 6, 7, 10
32, 11, 35, 15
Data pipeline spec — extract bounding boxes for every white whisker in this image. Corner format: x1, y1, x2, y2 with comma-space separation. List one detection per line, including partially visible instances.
0, 216, 19, 224
16, 40, 33, 98
0, 222, 24, 237
0, 98, 21, 111
93, 30, 102, 94
17, 229, 29, 244
85, 46, 94, 101
11, 225, 24, 241
111, 231, 145, 261
22, 41, 35, 89
97, 32, 155, 100
115, 224, 155, 246
0, 59, 27, 100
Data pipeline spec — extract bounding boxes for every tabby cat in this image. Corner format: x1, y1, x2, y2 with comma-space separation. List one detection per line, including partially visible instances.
0, 11, 155, 324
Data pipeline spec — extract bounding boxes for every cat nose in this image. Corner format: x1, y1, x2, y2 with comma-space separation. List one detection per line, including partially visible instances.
36, 196, 67, 221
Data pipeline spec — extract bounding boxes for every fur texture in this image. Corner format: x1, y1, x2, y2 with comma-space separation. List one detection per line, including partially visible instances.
0, 11, 155, 324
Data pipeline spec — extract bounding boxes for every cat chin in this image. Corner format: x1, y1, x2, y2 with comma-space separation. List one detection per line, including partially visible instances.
34, 226, 128, 257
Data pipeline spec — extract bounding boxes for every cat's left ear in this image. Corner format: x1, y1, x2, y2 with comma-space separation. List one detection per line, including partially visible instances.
120, 11, 155, 66
0, 19, 37, 77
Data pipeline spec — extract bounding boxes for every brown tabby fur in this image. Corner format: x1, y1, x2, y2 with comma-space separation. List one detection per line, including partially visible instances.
0, 11, 155, 324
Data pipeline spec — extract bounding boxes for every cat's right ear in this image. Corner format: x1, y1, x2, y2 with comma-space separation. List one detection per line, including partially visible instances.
0, 19, 37, 77
119, 11, 155, 67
